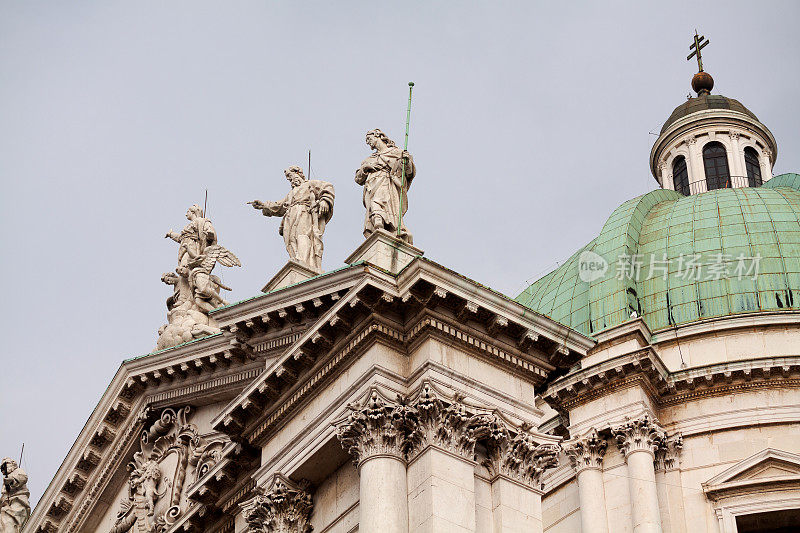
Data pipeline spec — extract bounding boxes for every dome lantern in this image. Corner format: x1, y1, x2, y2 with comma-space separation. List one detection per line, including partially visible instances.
649, 33, 777, 196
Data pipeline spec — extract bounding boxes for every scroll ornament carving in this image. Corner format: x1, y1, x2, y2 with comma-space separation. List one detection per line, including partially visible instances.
110, 407, 227, 533
0, 458, 30, 533
563, 428, 607, 473
335, 391, 418, 464
157, 205, 241, 350
611, 415, 666, 458
240, 479, 313, 533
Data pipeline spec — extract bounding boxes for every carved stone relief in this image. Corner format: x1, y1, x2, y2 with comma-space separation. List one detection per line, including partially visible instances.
0, 458, 30, 533
110, 406, 227, 533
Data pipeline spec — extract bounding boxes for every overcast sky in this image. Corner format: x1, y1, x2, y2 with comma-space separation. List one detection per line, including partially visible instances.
2, 1, 799, 506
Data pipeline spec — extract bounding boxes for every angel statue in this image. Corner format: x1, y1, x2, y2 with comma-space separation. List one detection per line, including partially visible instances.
155, 206, 241, 351
0, 458, 30, 533
185, 244, 241, 312
249, 165, 334, 272
355, 129, 415, 243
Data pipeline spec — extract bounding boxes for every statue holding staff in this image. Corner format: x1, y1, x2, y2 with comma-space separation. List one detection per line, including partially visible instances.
355, 128, 416, 243
249, 166, 335, 272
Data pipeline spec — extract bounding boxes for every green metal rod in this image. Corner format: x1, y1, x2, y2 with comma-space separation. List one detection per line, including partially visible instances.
398, 81, 414, 238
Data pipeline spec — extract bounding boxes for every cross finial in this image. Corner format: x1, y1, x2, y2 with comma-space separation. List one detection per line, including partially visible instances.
687, 30, 710, 72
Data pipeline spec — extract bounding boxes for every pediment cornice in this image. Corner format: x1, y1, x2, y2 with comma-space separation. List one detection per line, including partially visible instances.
703, 448, 800, 501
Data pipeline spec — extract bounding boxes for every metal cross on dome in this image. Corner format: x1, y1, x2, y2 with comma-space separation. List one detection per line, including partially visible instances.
687, 30, 710, 72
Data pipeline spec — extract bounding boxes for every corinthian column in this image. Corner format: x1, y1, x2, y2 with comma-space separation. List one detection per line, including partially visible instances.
240, 477, 313, 533
336, 391, 412, 533
563, 428, 609, 533
611, 415, 666, 533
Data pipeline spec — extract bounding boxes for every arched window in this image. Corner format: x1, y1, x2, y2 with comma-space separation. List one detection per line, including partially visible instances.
744, 147, 762, 187
672, 156, 689, 196
703, 142, 731, 190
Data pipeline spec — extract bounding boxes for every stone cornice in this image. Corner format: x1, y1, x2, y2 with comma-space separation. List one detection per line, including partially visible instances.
650, 310, 800, 345
543, 348, 800, 414
212, 263, 589, 444
27, 334, 262, 533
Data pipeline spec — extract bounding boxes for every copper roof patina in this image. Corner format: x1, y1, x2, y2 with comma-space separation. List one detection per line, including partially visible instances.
516, 174, 800, 337
660, 94, 759, 134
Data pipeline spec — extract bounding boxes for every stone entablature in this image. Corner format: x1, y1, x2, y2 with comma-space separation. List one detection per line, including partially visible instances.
211, 256, 594, 445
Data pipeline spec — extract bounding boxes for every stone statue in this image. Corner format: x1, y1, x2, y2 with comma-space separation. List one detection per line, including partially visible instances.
249, 166, 335, 272
0, 458, 30, 533
156, 206, 241, 351
355, 129, 416, 243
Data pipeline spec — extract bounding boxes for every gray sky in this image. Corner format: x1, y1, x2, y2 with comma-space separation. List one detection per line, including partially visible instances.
2, 1, 799, 505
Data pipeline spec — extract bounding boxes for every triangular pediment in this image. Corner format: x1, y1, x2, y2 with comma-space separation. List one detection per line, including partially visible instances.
703, 449, 800, 499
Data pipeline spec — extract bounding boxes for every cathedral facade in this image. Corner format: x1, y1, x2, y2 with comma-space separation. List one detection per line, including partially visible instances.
23, 60, 800, 533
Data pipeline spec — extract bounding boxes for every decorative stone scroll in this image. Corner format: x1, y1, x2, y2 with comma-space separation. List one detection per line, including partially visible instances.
110, 406, 227, 533
0, 458, 30, 533
563, 428, 608, 473
157, 205, 241, 351
611, 414, 667, 458
240, 477, 313, 533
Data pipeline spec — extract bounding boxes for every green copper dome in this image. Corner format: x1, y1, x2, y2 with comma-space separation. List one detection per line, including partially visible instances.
516, 174, 800, 337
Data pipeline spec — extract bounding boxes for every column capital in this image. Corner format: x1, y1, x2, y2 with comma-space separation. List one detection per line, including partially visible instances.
611, 414, 666, 459
335, 390, 415, 466
485, 422, 559, 489
655, 433, 683, 472
563, 427, 608, 473
407, 383, 486, 462
240, 477, 313, 533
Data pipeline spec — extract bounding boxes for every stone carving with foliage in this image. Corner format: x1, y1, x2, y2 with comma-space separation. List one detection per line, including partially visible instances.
0, 458, 30, 533
611, 414, 667, 457
336, 384, 560, 489
240, 477, 313, 533
157, 205, 241, 350
110, 407, 226, 533
563, 428, 608, 473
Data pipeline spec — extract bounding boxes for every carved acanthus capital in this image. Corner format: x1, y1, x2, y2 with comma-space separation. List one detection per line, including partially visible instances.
563, 428, 607, 473
655, 434, 683, 472
240, 478, 313, 533
407, 384, 492, 461
611, 415, 666, 458
481, 421, 559, 489
686, 135, 698, 146
729, 131, 741, 141
335, 391, 416, 465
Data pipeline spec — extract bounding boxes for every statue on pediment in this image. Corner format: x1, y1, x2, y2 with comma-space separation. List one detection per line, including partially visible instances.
156, 206, 241, 350
355, 129, 415, 243
249, 165, 335, 272
0, 458, 30, 533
